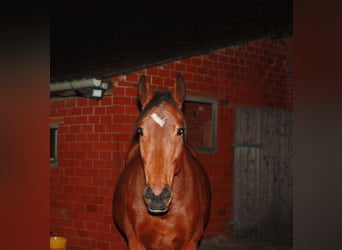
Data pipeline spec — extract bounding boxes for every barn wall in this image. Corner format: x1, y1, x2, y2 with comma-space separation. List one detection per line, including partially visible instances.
50, 37, 292, 249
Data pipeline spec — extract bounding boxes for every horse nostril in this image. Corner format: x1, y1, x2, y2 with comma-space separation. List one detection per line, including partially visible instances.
160, 186, 172, 200
143, 186, 154, 200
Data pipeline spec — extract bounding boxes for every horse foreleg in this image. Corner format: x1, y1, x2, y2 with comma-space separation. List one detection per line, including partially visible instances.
181, 240, 198, 250
127, 237, 146, 250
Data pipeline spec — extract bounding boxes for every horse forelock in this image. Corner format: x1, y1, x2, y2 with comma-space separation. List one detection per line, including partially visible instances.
133, 91, 187, 142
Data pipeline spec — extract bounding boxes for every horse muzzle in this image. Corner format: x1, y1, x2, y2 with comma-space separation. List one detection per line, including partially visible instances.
143, 185, 172, 214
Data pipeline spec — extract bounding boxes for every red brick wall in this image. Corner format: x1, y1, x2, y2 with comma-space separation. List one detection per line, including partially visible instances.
50, 38, 292, 249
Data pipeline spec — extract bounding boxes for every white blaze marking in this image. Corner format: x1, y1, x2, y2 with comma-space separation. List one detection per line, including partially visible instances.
150, 113, 165, 127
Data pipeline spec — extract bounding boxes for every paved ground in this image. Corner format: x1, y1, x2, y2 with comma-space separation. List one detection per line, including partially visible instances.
199, 235, 292, 250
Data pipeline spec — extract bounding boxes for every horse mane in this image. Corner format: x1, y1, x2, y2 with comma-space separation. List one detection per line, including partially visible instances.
132, 91, 187, 142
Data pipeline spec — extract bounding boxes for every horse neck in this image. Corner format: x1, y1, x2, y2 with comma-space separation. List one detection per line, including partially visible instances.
172, 145, 195, 191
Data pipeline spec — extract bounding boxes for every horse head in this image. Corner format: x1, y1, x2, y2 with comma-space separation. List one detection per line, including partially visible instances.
135, 75, 186, 214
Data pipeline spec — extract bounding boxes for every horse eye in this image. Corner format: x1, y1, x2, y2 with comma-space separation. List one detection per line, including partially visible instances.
177, 128, 185, 136
137, 127, 143, 136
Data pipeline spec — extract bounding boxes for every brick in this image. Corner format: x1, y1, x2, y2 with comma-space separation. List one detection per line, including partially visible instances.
208, 53, 218, 61
151, 76, 163, 85
87, 151, 99, 159
126, 73, 139, 82
100, 115, 112, 123
96, 241, 109, 250
107, 123, 131, 133
86, 204, 97, 213
93, 142, 113, 151
208, 69, 219, 77
88, 133, 99, 142
94, 177, 105, 186
88, 115, 99, 123
81, 142, 93, 151
124, 105, 139, 115
82, 124, 93, 133
77, 229, 89, 237
99, 152, 112, 161
74, 116, 87, 124
89, 98, 101, 106
56, 109, 68, 116
82, 107, 93, 115
229, 57, 238, 64
175, 63, 186, 71
69, 107, 82, 116
114, 114, 132, 123
98, 187, 113, 196
108, 105, 125, 114
77, 98, 88, 107
114, 96, 132, 105
198, 67, 208, 75
99, 133, 112, 142
191, 57, 202, 65
93, 124, 105, 132
113, 86, 125, 96
86, 169, 99, 177
65, 134, 76, 141
163, 63, 176, 71
65, 99, 77, 107
100, 96, 113, 105
158, 68, 170, 77
203, 59, 213, 68
94, 107, 106, 114
125, 87, 137, 96
51, 100, 65, 108
146, 67, 158, 75
82, 221, 96, 232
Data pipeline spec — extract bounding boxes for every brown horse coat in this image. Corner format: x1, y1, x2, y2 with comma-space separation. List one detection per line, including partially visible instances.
113, 75, 211, 250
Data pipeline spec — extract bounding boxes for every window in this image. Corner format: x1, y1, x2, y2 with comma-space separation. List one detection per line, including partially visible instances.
183, 96, 218, 153
50, 123, 58, 167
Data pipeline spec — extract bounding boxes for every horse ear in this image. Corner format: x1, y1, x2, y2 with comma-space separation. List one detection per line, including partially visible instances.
173, 74, 186, 108
138, 75, 151, 110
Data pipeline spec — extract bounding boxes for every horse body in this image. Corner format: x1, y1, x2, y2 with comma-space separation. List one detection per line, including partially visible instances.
113, 75, 211, 250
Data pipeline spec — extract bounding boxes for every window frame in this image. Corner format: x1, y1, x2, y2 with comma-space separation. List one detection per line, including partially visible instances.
50, 123, 58, 167
184, 95, 218, 154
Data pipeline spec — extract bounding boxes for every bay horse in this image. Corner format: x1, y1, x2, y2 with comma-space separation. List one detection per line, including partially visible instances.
113, 75, 211, 250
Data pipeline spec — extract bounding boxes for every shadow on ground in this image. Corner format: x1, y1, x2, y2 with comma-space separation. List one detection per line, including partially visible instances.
199, 235, 292, 250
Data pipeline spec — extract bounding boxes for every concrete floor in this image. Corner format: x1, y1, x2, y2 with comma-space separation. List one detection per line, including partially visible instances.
199, 235, 293, 250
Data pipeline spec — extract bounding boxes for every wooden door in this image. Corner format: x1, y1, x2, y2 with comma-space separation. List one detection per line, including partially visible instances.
231, 106, 293, 240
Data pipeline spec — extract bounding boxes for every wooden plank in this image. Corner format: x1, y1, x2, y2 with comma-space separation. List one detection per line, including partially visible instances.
234, 105, 260, 145
259, 107, 292, 238
278, 109, 293, 234
260, 107, 278, 237
232, 147, 260, 238
232, 106, 261, 238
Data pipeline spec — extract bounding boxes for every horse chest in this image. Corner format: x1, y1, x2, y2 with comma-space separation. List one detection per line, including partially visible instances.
137, 217, 188, 249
